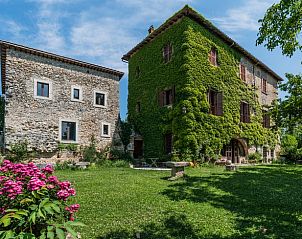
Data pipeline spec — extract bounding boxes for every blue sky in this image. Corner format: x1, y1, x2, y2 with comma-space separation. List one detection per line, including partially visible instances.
0, 0, 300, 119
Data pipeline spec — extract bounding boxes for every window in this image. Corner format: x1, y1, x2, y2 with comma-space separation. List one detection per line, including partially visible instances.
163, 43, 173, 63
37, 82, 49, 97
164, 133, 173, 154
71, 86, 82, 101
136, 102, 141, 113
61, 121, 77, 142
159, 86, 175, 107
240, 63, 246, 82
271, 149, 275, 159
94, 91, 107, 107
33, 77, 52, 100
263, 147, 268, 161
101, 122, 111, 137
263, 111, 270, 128
209, 48, 218, 66
208, 89, 223, 116
261, 77, 267, 93
240, 102, 250, 123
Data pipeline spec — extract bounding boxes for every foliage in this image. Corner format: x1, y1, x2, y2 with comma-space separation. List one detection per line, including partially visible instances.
248, 152, 262, 162
58, 143, 78, 152
56, 165, 302, 238
280, 134, 302, 162
0, 160, 83, 238
82, 136, 98, 163
109, 149, 132, 162
6, 141, 35, 162
119, 120, 132, 152
128, 7, 278, 159
98, 160, 129, 168
257, 0, 302, 57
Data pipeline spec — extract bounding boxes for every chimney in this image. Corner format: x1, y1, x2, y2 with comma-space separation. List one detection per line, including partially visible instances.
148, 25, 155, 34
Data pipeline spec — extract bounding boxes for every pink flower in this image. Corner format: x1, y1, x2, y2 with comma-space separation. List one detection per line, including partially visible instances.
65, 204, 80, 213
42, 165, 54, 174
27, 177, 46, 191
0, 180, 23, 199
48, 176, 59, 184
59, 181, 71, 189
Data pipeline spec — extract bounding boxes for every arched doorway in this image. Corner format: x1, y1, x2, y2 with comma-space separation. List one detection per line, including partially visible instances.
222, 139, 247, 164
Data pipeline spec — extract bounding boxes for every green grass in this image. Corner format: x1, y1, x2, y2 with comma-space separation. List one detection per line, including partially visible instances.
56, 165, 302, 238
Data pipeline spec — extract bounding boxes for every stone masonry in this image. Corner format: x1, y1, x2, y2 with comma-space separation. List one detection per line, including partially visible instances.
1, 44, 123, 153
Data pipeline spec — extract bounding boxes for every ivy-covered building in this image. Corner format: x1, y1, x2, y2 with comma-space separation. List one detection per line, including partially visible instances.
122, 6, 282, 163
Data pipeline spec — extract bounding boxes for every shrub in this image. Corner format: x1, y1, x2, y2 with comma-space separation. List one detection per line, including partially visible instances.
109, 149, 132, 162
6, 141, 34, 162
0, 160, 83, 238
248, 152, 262, 162
82, 136, 98, 162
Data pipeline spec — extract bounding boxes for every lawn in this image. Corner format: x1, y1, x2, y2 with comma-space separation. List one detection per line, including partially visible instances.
56, 165, 302, 239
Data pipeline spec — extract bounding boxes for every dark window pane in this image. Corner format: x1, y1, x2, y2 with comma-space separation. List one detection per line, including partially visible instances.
37, 82, 49, 97
95, 93, 105, 106
61, 121, 76, 141
73, 89, 80, 99
103, 124, 109, 135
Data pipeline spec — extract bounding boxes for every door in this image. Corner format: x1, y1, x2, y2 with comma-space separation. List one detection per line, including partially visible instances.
133, 140, 143, 159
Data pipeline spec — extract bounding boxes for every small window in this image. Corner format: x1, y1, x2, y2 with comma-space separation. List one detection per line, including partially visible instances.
34, 77, 52, 100
101, 122, 111, 137
240, 102, 250, 123
240, 63, 246, 82
209, 48, 218, 66
208, 89, 223, 116
159, 87, 175, 107
263, 111, 270, 128
163, 43, 173, 63
263, 147, 268, 161
94, 91, 107, 107
136, 102, 141, 113
261, 78, 267, 93
71, 86, 82, 101
164, 133, 173, 154
61, 121, 77, 142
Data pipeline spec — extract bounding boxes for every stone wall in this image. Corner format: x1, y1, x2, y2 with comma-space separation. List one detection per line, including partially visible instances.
4, 49, 121, 153
241, 57, 279, 107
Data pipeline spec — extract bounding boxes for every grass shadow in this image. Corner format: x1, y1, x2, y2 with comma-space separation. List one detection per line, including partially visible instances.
162, 166, 302, 238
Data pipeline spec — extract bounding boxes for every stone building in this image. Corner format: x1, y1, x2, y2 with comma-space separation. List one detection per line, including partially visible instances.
123, 6, 282, 163
0, 40, 123, 154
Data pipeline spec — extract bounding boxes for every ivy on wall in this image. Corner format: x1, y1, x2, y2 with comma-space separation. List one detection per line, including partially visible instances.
128, 11, 279, 159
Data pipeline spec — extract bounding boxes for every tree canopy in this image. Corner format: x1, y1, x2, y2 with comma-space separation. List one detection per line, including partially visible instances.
257, 0, 302, 57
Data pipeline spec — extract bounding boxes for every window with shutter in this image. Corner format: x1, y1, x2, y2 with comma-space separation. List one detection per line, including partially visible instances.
261, 78, 267, 93
263, 111, 270, 128
163, 43, 173, 63
240, 102, 250, 123
209, 48, 218, 66
208, 89, 223, 116
240, 63, 246, 82
159, 86, 175, 107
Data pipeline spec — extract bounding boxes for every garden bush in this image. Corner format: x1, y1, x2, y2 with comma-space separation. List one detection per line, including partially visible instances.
0, 160, 83, 238
248, 152, 262, 162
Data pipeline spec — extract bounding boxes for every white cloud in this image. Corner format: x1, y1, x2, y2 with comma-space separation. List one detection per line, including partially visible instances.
211, 0, 278, 32
0, 19, 25, 39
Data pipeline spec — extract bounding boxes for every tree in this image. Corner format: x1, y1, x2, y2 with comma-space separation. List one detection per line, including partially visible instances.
257, 1, 302, 160
257, 0, 302, 57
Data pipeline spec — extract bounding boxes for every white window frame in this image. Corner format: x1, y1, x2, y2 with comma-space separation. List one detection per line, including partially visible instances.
59, 119, 79, 143
93, 90, 107, 108
101, 122, 111, 138
33, 77, 52, 100
71, 85, 83, 102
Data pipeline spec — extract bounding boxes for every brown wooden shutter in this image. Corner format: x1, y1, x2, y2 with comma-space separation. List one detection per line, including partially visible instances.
240, 64, 246, 81
240, 102, 244, 122
246, 103, 250, 123
171, 86, 176, 104
216, 92, 223, 116
158, 91, 164, 107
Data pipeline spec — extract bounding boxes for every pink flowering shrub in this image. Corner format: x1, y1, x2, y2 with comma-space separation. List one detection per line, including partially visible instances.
0, 160, 83, 238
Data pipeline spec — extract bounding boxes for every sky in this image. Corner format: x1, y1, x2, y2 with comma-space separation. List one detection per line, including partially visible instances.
0, 0, 301, 119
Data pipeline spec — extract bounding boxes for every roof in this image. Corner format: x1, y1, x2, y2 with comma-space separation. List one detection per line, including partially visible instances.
122, 5, 283, 82
0, 40, 124, 79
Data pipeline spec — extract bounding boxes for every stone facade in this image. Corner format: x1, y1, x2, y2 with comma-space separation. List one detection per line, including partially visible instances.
1, 45, 123, 154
